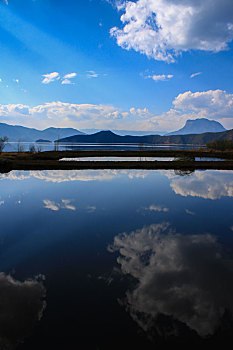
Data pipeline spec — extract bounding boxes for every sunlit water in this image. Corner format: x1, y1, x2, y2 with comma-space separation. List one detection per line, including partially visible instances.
59, 157, 225, 162
0, 169, 233, 349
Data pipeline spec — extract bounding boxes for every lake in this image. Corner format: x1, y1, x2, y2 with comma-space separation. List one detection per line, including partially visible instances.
4, 142, 204, 152
0, 169, 233, 349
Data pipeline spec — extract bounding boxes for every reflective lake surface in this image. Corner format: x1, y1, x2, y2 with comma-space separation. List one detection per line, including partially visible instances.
60, 157, 225, 162
0, 169, 233, 349
4, 142, 204, 152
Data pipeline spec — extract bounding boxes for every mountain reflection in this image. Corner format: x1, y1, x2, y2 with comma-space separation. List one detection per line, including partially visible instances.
109, 223, 233, 338
0, 273, 46, 349
170, 170, 233, 199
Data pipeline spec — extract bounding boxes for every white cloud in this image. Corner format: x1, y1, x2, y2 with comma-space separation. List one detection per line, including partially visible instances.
173, 89, 233, 119
146, 74, 173, 82
0, 272, 46, 349
43, 199, 76, 211
0, 101, 159, 130
146, 74, 174, 81
86, 70, 99, 78
109, 223, 233, 337
43, 200, 60, 211
0, 89, 232, 132
61, 72, 77, 85
170, 170, 233, 200
110, 0, 233, 62
0, 169, 151, 183
0, 78, 2, 83
42, 72, 60, 84
61, 79, 74, 85
190, 72, 202, 78
0, 200, 4, 206
63, 73, 77, 79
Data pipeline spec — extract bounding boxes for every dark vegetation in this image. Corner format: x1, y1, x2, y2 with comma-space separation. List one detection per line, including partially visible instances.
206, 140, 233, 151
0, 136, 8, 153
0, 149, 232, 173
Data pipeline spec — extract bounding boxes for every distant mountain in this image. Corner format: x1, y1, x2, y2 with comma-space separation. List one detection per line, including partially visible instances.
167, 118, 226, 136
80, 128, 167, 136
59, 129, 233, 145
0, 123, 85, 141
36, 139, 52, 143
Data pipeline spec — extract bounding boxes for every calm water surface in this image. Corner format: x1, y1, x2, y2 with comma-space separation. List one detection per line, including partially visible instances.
60, 156, 225, 162
0, 169, 233, 349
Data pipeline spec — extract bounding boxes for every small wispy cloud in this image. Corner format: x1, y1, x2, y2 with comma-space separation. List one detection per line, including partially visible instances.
0, 200, 4, 206
42, 72, 60, 84
43, 199, 76, 211
14, 79, 19, 84
0, 78, 2, 83
61, 72, 77, 85
144, 205, 169, 212
86, 70, 99, 78
185, 209, 195, 216
146, 74, 174, 82
190, 72, 202, 78
86, 206, 96, 213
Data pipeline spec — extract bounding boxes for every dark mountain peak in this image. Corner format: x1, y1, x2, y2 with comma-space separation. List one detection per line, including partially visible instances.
94, 130, 117, 136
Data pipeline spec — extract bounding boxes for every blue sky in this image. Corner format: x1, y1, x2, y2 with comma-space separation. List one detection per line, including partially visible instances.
0, 0, 233, 132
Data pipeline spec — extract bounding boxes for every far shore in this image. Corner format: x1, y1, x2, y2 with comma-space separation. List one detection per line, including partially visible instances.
0, 149, 233, 172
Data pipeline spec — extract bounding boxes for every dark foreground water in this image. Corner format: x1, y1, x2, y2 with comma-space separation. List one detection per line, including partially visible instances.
0, 169, 233, 349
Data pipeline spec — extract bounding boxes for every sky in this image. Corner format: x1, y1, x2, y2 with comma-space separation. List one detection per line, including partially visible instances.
0, 0, 233, 132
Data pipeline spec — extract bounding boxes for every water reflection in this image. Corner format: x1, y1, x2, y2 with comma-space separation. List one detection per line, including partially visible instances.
43, 199, 76, 211
0, 170, 150, 183
109, 223, 233, 338
170, 170, 233, 199
0, 273, 46, 349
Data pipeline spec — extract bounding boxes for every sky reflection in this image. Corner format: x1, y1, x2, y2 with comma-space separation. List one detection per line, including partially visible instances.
109, 223, 233, 338
0, 273, 46, 349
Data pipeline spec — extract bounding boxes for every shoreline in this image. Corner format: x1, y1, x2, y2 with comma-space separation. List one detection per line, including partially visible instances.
0, 150, 233, 172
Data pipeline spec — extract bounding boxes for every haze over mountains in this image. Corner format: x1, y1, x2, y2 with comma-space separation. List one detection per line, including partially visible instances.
0, 123, 84, 141
167, 118, 226, 136
0, 118, 229, 144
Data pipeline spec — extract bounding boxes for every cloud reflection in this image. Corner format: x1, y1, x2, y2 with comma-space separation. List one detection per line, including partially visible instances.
0, 273, 46, 349
0, 170, 150, 183
109, 223, 233, 338
43, 199, 76, 211
169, 170, 233, 199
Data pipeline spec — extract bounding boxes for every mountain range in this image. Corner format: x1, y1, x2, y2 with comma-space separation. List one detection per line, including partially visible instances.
0, 118, 229, 144
59, 129, 233, 146
0, 123, 84, 141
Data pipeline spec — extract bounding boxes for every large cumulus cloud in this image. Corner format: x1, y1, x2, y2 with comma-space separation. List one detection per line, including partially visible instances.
110, 0, 233, 62
0, 89, 233, 132
170, 170, 233, 199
